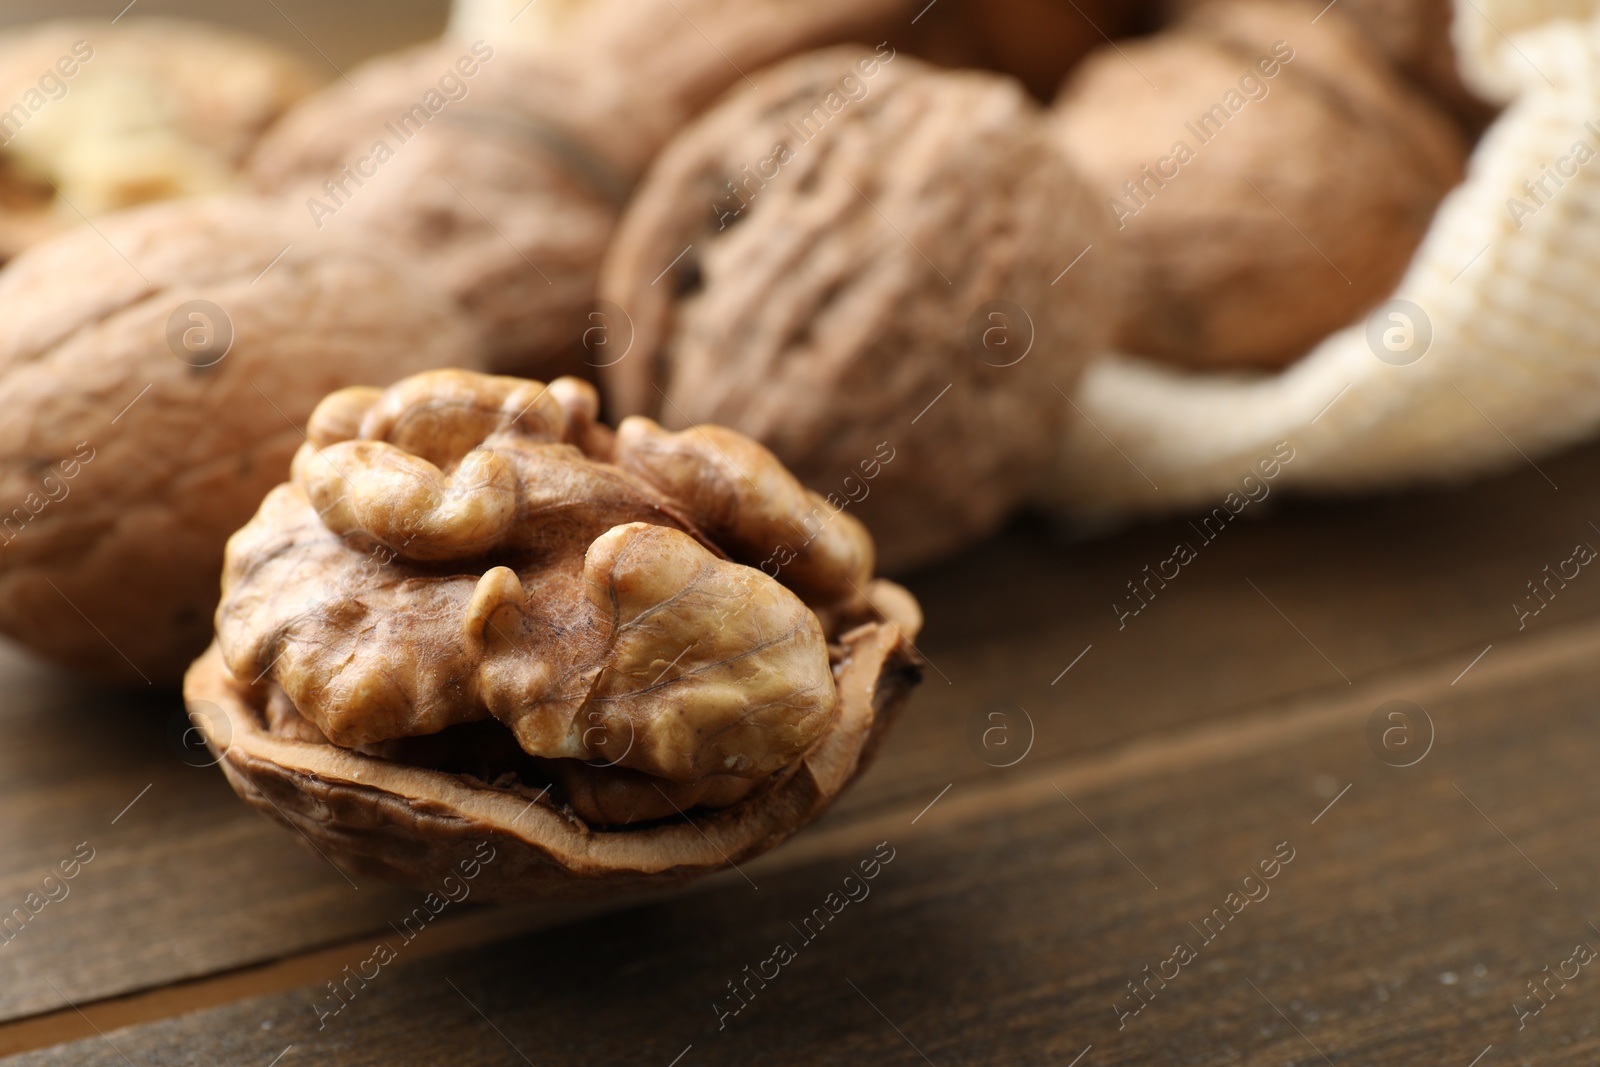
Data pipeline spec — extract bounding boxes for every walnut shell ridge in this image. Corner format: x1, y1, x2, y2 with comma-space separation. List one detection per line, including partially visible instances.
601, 48, 1113, 572
188, 369, 922, 896
0, 196, 482, 683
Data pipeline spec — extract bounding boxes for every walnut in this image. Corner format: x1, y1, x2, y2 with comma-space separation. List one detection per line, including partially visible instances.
253, 0, 916, 377
0, 197, 482, 684
1052, 0, 1467, 369
599, 47, 1112, 572
1164, 0, 1497, 129
248, 43, 622, 378
0, 19, 320, 262
187, 368, 921, 896
888, 0, 1156, 100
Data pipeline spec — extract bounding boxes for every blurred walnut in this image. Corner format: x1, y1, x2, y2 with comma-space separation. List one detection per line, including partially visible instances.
890, 0, 1157, 99
1053, 0, 1467, 369
249, 43, 623, 378
189, 368, 921, 895
0, 197, 481, 684
256, 0, 917, 377
1165, 0, 1497, 129
0, 19, 320, 261
600, 48, 1112, 571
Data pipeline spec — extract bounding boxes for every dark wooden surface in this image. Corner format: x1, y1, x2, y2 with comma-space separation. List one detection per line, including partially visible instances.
4, 547, 1599, 1065
1, 2, 1599, 1064
0, 434, 1597, 1062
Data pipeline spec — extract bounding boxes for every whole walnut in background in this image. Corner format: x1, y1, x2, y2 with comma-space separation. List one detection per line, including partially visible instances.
1164, 0, 1497, 128
0, 197, 481, 684
891, 0, 1158, 99
1054, 0, 1467, 369
254, 0, 920, 378
601, 48, 1112, 571
248, 42, 623, 379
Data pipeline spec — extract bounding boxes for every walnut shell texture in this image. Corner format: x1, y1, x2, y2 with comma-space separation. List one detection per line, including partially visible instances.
191, 368, 921, 896
248, 42, 623, 378
257, 0, 921, 378
1053, 0, 1468, 369
0, 197, 482, 684
0, 19, 321, 261
601, 48, 1112, 572
185, 602, 917, 898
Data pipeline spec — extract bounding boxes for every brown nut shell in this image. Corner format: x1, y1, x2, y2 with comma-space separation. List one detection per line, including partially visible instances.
0, 197, 481, 684
185, 586, 919, 898
886, 0, 1156, 100
191, 367, 921, 896
601, 48, 1112, 571
1164, 0, 1497, 129
248, 42, 623, 378
1053, 0, 1467, 369
253, 0, 919, 378
511, 0, 920, 158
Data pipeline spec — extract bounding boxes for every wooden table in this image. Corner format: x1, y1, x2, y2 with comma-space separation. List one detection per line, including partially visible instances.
1, 418, 1598, 1065
4, 5, 1600, 1065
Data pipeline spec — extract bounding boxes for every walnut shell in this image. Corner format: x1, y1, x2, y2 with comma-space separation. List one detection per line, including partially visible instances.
1165, 0, 1497, 129
600, 48, 1112, 572
527, 0, 930, 154
889, 0, 1157, 99
187, 368, 921, 897
0, 19, 320, 261
248, 42, 624, 377
0, 197, 482, 684
256, 0, 919, 377
1053, 0, 1467, 369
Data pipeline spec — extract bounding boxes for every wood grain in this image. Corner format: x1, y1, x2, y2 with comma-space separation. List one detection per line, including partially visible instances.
8, 590, 1597, 1065
0, 646, 424, 1021
0, 6, 1591, 1060
829, 439, 1600, 821
0, 440, 1596, 1029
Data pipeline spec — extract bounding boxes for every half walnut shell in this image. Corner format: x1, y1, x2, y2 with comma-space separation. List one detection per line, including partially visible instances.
184, 369, 922, 897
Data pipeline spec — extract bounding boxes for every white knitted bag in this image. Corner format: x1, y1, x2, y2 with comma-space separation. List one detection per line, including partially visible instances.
1032, 0, 1600, 519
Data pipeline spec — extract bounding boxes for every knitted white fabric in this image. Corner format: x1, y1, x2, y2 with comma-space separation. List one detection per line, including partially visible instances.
1033, 1, 1600, 519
